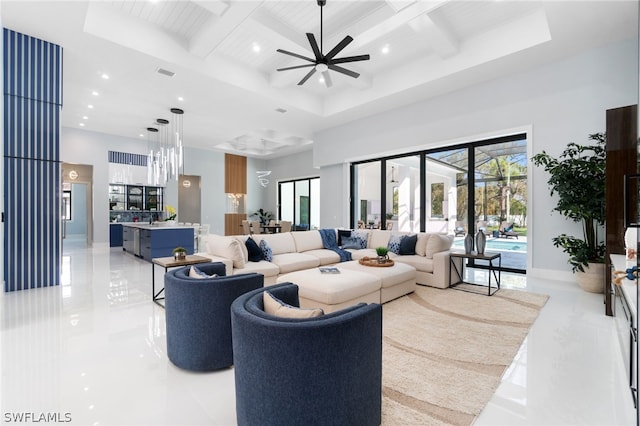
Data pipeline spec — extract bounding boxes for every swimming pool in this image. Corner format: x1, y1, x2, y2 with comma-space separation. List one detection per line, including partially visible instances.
453, 238, 527, 252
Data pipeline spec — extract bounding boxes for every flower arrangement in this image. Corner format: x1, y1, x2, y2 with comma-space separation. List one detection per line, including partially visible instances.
165, 205, 177, 221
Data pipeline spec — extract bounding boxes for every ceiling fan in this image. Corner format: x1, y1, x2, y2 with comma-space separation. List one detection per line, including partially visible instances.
276, 0, 370, 88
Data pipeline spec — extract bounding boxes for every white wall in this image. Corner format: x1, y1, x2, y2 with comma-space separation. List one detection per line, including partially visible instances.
61, 128, 266, 241
313, 37, 639, 276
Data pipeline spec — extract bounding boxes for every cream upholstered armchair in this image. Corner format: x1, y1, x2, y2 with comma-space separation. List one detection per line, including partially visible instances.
279, 220, 292, 233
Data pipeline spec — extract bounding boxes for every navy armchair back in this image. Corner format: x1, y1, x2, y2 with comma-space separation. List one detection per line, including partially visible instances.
165, 262, 264, 371
231, 282, 382, 426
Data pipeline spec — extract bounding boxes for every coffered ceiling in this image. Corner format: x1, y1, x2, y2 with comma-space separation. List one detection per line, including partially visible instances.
1, 1, 637, 159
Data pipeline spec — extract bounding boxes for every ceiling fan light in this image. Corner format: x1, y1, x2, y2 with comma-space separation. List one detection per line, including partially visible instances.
316, 63, 328, 72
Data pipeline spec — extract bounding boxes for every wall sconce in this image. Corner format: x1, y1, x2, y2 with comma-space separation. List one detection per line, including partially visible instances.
182, 179, 191, 188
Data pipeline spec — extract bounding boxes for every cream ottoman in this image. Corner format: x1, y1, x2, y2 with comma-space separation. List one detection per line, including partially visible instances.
339, 260, 417, 303
276, 268, 381, 313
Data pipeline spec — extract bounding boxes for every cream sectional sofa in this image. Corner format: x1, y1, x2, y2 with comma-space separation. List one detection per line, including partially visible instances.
199, 229, 458, 289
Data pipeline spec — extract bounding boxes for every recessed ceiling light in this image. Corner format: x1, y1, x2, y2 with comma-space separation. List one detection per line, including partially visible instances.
318, 77, 325, 84
101, 73, 109, 80
91, 91, 99, 96
79, 123, 85, 127
252, 43, 261, 53
87, 104, 94, 109
381, 44, 390, 55
139, 133, 145, 138
177, 96, 184, 102
82, 116, 88, 120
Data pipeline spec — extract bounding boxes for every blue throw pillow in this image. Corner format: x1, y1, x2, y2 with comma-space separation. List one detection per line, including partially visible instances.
337, 229, 352, 246
259, 239, 273, 262
341, 236, 361, 250
387, 234, 403, 254
399, 234, 417, 255
245, 237, 263, 262
504, 225, 513, 232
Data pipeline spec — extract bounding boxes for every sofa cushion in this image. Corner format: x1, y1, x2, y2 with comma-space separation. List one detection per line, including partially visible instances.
369, 230, 392, 249
234, 261, 279, 278
415, 233, 431, 257
206, 235, 245, 269
245, 237, 263, 262
304, 249, 341, 266
263, 291, 324, 318
291, 230, 324, 252
256, 233, 297, 255
271, 253, 321, 274
394, 255, 434, 273
259, 239, 273, 262
425, 234, 453, 259
399, 234, 418, 255
234, 236, 249, 262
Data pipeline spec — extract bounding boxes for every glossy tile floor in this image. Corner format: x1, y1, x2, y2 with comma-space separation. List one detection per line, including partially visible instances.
0, 239, 636, 425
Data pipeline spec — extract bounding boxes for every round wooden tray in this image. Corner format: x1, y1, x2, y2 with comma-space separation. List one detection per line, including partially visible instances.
359, 256, 395, 267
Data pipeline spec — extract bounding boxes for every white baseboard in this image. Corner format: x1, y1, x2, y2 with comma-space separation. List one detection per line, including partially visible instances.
527, 267, 575, 283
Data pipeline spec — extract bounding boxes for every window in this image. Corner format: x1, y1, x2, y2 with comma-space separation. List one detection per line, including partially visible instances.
278, 177, 320, 230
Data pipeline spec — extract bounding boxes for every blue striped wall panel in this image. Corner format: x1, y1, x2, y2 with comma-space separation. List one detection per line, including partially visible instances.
108, 150, 147, 166
3, 28, 63, 292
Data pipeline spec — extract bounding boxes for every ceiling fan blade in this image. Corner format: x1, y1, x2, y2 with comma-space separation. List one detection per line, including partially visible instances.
328, 64, 360, 79
298, 68, 317, 85
276, 49, 315, 63
325, 35, 353, 60
277, 64, 316, 72
306, 33, 322, 61
322, 71, 333, 88
330, 54, 370, 65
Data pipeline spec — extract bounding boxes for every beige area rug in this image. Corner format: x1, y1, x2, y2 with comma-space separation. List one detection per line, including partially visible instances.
382, 284, 549, 425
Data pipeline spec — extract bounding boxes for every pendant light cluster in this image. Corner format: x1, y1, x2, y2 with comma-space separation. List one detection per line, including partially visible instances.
147, 108, 184, 186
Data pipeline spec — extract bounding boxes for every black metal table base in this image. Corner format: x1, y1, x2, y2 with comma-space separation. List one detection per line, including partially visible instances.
449, 252, 501, 296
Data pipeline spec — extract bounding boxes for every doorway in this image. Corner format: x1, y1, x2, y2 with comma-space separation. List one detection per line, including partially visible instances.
61, 163, 93, 248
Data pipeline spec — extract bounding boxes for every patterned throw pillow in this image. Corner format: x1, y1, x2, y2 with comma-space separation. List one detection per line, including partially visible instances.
259, 239, 273, 262
387, 234, 403, 254
351, 230, 369, 249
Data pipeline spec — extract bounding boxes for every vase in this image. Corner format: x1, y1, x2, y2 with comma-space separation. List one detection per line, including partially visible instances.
575, 262, 605, 293
475, 230, 486, 255
377, 254, 389, 264
464, 233, 474, 254
174, 252, 186, 260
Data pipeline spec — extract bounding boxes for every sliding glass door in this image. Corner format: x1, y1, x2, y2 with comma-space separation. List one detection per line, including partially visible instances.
350, 134, 527, 273
278, 177, 320, 230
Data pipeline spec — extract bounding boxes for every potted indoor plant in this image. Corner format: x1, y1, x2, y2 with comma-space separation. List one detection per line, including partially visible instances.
252, 208, 274, 225
172, 246, 187, 260
375, 246, 389, 264
531, 132, 606, 292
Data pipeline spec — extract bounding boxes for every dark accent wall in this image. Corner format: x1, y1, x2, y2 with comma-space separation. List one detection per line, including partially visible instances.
3, 28, 63, 291
604, 104, 638, 315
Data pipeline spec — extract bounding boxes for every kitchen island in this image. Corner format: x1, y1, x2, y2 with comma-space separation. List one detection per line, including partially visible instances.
122, 223, 195, 261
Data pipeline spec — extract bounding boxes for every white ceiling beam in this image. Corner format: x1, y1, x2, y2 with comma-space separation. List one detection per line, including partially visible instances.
384, 0, 416, 13
192, 0, 230, 17
188, 1, 263, 59
408, 13, 459, 59
349, 0, 450, 51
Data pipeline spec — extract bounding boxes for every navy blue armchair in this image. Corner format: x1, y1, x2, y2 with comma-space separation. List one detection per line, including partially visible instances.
231, 282, 382, 426
164, 262, 264, 371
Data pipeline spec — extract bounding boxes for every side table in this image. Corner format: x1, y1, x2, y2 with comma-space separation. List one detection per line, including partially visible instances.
449, 251, 501, 296
151, 255, 211, 306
